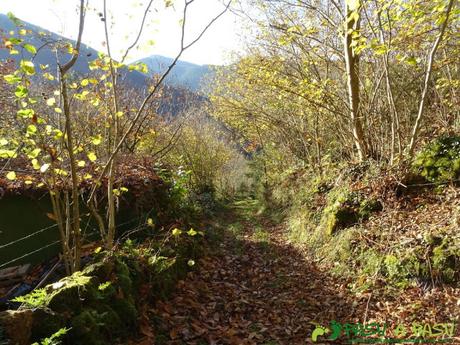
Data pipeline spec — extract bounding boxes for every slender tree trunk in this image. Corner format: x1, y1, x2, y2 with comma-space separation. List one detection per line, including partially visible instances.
408, 0, 455, 157
314, 113, 323, 176
377, 7, 401, 164
103, 0, 120, 249
344, 1, 367, 161
50, 190, 71, 275
60, 77, 81, 272
54, 0, 86, 273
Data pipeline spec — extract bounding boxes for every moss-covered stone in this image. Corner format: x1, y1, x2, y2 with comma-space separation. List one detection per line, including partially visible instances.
0, 310, 34, 345
359, 198, 383, 220
432, 240, 459, 283
322, 189, 382, 236
111, 298, 138, 328
114, 259, 133, 295
46, 272, 97, 314
71, 309, 105, 345
30, 309, 65, 341
3, 229, 200, 345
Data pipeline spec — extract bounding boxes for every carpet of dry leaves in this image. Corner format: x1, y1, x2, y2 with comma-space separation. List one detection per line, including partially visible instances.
133, 208, 460, 345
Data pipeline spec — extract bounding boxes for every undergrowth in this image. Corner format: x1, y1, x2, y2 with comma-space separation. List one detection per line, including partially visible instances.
264, 148, 460, 292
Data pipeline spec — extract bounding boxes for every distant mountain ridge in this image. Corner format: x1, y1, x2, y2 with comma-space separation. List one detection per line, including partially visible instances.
0, 13, 149, 87
134, 55, 214, 92
0, 14, 213, 91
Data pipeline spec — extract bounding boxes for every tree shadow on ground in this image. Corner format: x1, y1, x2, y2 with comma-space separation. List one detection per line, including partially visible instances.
149, 204, 359, 345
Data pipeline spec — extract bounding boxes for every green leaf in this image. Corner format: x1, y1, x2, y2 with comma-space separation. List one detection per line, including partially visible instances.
4, 74, 21, 84
54, 168, 68, 176
26, 124, 37, 135
20, 60, 35, 75
27, 148, 41, 159
43, 72, 55, 81
406, 57, 417, 66
15, 85, 28, 98
0, 149, 17, 158
31, 159, 40, 170
17, 108, 34, 118
91, 135, 102, 145
23, 43, 37, 54
7, 12, 21, 26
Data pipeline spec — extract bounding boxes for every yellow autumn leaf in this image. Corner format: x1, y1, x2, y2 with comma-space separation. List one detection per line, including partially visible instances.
87, 152, 97, 162
46, 97, 56, 106
6, 171, 16, 180
172, 228, 182, 236
187, 228, 197, 236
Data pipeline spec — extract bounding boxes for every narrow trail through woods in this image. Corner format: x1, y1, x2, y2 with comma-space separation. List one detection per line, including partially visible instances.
148, 201, 358, 344
145, 201, 460, 345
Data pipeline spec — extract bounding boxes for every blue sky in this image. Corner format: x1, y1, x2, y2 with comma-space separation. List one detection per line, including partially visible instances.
0, 0, 243, 65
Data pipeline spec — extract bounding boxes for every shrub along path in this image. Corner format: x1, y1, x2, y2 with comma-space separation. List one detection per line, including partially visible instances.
136, 200, 460, 345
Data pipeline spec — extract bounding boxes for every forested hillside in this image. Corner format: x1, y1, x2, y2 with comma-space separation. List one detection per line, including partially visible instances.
0, 0, 459, 344
135, 55, 213, 92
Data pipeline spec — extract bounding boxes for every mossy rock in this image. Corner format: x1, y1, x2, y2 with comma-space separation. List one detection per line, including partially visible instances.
70, 309, 106, 345
46, 272, 98, 314
322, 190, 360, 235
0, 310, 34, 345
30, 309, 66, 342
322, 189, 382, 235
69, 304, 126, 344
432, 241, 460, 283
95, 304, 123, 337
3, 243, 196, 345
114, 259, 133, 295
359, 198, 382, 220
82, 261, 113, 281
111, 298, 138, 329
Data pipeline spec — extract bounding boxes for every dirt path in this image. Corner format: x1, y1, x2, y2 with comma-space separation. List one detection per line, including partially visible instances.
148, 204, 358, 344
143, 201, 460, 345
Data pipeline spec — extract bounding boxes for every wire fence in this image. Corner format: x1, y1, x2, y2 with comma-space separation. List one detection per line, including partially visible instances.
0, 240, 61, 269
0, 223, 58, 250
0, 214, 148, 270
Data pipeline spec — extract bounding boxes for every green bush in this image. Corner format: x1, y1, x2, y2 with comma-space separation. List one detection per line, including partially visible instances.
413, 136, 460, 183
